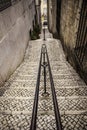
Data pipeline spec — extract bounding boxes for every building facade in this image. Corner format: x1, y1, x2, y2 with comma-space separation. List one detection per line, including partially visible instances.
47, 0, 87, 83
41, 0, 47, 23
35, 0, 41, 25
47, 0, 59, 38
0, 0, 38, 86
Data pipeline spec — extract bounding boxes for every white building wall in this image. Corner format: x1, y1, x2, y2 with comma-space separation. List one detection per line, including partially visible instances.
0, 0, 36, 86
41, 0, 47, 15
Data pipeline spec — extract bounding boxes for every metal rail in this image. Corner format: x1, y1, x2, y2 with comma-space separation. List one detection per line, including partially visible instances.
43, 28, 46, 41
41, 44, 48, 94
45, 44, 62, 130
30, 46, 42, 130
30, 44, 62, 130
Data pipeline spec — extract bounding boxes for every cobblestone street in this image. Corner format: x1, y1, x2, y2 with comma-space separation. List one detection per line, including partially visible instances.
0, 31, 87, 130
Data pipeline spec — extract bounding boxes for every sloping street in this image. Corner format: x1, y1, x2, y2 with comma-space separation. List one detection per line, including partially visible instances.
0, 31, 87, 129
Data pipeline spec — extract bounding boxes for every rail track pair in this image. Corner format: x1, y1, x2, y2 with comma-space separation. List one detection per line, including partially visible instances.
30, 44, 62, 130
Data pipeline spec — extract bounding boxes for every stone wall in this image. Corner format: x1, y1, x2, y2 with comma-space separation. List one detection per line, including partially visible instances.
60, 0, 84, 71
47, 0, 87, 83
47, 0, 59, 37
48, 0, 82, 48
51, 0, 57, 37
60, 0, 82, 49
58, 0, 87, 83
36, 0, 41, 26
0, 0, 36, 86
47, 0, 52, 32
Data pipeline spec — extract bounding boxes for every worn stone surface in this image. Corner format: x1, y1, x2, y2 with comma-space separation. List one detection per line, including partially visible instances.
0, 31, 87, 129
45, 37, 87, 130
0, 39, 41, 129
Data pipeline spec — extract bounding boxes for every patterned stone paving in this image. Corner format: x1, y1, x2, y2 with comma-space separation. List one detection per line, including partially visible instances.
37, 115, 56, 130
0, 98, 34, 111
38, 98, 54, 111
38, 77, 53, 112
56, 87, 87, 96
45, 38, 87, 130
37, 58, 57, 129
2, 81, 36, 89
2, 88, 35, 97
58, 98, 87, 111
54, 80, 86, 87
0, 40, 42, 129
61, 114, 87, 130
0, 114, 31, 130
0, 32, 87, 129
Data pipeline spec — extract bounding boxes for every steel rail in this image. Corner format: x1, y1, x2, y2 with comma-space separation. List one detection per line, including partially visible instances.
30, 46, 42, 130
45, 44, 62, 130
30, 44, 62, 130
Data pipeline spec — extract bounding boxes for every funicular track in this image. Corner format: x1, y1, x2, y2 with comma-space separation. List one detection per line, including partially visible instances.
30, 44, 62, 130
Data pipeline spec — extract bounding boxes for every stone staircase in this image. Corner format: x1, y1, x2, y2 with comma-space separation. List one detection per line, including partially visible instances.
46, 39, 87, 130
0, 40, 41, 130
0, 36, 87, 130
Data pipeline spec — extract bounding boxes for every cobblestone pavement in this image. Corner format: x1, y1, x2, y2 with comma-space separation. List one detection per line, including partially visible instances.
45, 39, 87, 130
0, 31, 87, 130
0, 40, 42, 130
37, 64, 56, 130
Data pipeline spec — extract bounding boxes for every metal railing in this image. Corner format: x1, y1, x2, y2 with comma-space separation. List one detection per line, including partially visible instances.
30, 44, 62, 130
30, 46, 42, 130
45, 44, 62, 130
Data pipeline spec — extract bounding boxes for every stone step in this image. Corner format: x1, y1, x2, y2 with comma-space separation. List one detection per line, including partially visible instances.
11, 75, 37, 81
52, 74, 82, 80
38, 97, 53, 112
55, 87, 87, 96
37, 96, 87, 112
0, 112, 86, 130
57, 97, 87, 111
37, 114, 56, 130
0, 114, 31, 129
0, 88, 35, 97
3, 81, 36, 88
61, 113, 87, 130
0, 110, 86, 116
5, 85, 87, 96
0, 98, 34, 112
53, 79, 86, 86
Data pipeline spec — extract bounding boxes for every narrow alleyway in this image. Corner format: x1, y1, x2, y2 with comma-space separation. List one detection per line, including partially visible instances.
0, 31, 87, 130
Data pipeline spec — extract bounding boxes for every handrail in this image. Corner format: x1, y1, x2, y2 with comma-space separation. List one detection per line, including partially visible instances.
30, 44, 62, 130
30, 46, 42, 130
45, 44, 62, 130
